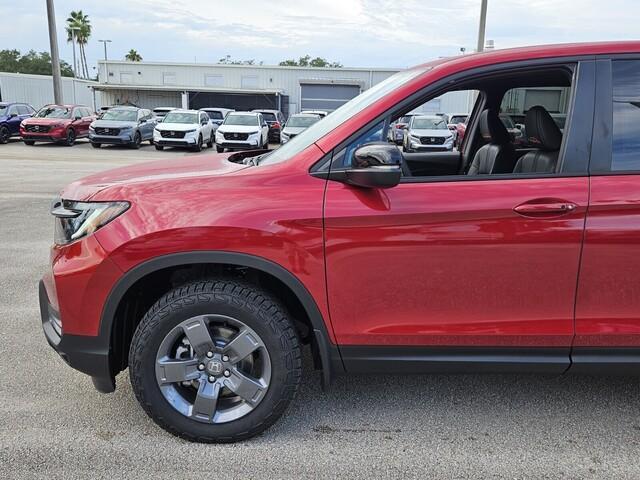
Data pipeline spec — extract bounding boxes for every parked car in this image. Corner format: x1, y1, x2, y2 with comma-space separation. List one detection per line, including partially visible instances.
446, 113, 469, 147
153, 109, 214, 152
20, 104, 95, 146
301, 110, 329, 118
252, 109, 285, 143
89, 107, 156, 149
387, 113, 418, 144
41, 41, 640, 444
215, 111, 269, 152
402, 114, 454, 152
280, 113, 321, 143
152, 107, 176, 121
0, 102, 35, 143
199, 108, 234, 136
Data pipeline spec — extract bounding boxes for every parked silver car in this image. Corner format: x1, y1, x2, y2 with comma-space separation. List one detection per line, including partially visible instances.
280, 113, 321, 143
89, 106, 157, 149
403, 115, 454, 152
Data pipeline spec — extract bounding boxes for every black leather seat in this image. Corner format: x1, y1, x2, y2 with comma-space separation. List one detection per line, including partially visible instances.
467, 109, 516, 175
513, 106, 563, 174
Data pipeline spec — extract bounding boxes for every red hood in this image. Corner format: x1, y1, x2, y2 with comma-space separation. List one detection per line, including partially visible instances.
61, 154, 250, 200
23, 117, 71, 125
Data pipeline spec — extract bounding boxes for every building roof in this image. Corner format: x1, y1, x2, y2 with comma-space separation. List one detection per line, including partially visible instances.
91, 83, 284, 95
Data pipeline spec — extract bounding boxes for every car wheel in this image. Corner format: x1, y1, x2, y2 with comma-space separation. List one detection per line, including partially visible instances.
192, 134, 203, 152
207, 133, 214, 148
216, 146, 224, 153
129, 279, 302, 443
91, 142, 101, 149
131, 132, 142, 149
149, 138, 154, 145
155, 144, 164, 151
23, 140, 35, 146
64, 129, 76, 146
0, 126, 10, 144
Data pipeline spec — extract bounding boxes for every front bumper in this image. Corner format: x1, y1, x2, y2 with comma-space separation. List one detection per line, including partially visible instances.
89, 133, 134, 145
39, 279, 115, 393
21, 130, 66, 142
216, 141, 261, 150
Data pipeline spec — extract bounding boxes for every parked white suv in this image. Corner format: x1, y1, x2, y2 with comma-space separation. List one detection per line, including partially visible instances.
153, 109, 214, 152
215, 111, 269, 153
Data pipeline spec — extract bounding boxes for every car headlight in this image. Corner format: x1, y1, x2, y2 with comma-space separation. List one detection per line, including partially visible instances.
51, 199, 130, 245
247, 131, 260, 136
20, 121, 26, 128
410, 134, 420, 140
89, 125, 95, 132
184, 129, 196, 134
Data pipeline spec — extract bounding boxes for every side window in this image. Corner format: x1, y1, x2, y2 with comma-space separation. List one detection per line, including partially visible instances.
500, 87, 571, 148
334, 120, 386, 168
16, 105, 28, 115
611, 60, 640, 171
7, 105, 17, 116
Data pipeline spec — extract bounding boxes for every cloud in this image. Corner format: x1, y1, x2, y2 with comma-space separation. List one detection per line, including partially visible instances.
0, 0, 639, 71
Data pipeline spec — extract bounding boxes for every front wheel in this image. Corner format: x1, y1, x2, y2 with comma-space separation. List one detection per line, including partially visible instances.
64, 129, 76, 146
129, 280, 302, 443
0, 126, 10, 144
192, 134, 203, 152
207, 133, 214, 148
23, 140, 35, 146
216, 145, 224, 153
131, 132, 142, 149
155, 144, 164, 151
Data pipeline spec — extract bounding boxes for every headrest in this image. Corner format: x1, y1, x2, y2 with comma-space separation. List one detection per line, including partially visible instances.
525, 106, 562, 151
478, 109, 511, 145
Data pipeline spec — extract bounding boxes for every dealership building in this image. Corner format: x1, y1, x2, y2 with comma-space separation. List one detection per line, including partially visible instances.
94, 60, 477, 117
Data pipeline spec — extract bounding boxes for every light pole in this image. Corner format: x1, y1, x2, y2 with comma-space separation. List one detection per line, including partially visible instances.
476, 0, 488, 53
98, 39, 112, 83
46, 0, 62, 104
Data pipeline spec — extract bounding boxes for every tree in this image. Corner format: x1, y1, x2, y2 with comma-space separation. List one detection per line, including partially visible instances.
279, 55, 342, 68
66, 10, 92, 78
125, 49, 143, 62
218, 55, 262, 65
0, 49, 73, 77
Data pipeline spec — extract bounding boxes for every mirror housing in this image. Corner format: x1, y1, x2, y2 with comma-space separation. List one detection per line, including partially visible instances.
9, 112, 17, 118
330, 142, 402, 189
74, 115, 82, 121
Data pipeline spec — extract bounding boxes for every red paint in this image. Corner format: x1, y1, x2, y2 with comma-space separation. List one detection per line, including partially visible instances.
42, 42, 640, 353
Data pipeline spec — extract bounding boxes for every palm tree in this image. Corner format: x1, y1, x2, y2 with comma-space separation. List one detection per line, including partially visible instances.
125, 49, 143, 62
66, 11, 91, 78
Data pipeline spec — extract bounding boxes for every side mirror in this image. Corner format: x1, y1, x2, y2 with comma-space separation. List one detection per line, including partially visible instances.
139, 118, 146, 124
74, 115, 82, 121
332, 142, 402, 189
9, 112, 17, 118
157, 117, 163, 123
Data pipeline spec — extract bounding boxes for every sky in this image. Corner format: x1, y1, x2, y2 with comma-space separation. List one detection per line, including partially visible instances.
1, 0, 639, 71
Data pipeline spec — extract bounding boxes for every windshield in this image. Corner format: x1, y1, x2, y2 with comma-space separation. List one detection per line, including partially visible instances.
35, 106, 71, 119
412, 117, 447, 129
101, 109, 137, 121
260, 67, 427, 165
258, 112, 276, 121
163, 112, 197, 124
449, 115, 468, 124
225, 114, 259, 126
287, 116, 320, 128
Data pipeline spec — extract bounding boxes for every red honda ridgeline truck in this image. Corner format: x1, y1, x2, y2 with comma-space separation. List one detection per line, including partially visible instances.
41, 42, 640, 442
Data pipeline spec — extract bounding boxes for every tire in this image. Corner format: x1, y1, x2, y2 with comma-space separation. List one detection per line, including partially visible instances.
149, 138, 154, 145
131, 132, 142, 149
64, 129, 75, 146
206, 132, 214, 148
155, 144, 164, 151
91, 142, 101, 149
129, 279, 302, 443
23, 140, 35, 146
192, 134, 203, 152
216, 146, 224, 153
0, 126, 9, 144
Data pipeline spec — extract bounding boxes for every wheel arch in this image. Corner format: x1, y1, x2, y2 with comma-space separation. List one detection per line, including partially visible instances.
100, 251, 342, 388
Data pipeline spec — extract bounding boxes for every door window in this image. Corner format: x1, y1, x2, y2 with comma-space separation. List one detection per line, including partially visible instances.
611, 60, 640, 171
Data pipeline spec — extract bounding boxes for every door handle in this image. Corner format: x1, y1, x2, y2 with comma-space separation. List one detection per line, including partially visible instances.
513, 200, 578, 217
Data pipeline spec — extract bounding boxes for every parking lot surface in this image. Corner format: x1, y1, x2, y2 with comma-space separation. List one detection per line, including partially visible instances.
2, 139, 640, 479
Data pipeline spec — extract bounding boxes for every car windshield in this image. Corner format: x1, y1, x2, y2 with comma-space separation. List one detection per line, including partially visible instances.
163, 112, 197, 124
101, 109, 137, 121
258, 112, 276, 121
225, 115, 259, 126
412, 117, 447, 129
260, 67, 427, 165
204, 110, 223, 120
500, 115, 515, 128
35, 106, 71, 119
449, 115, 468, 124
287, 116, 320, 128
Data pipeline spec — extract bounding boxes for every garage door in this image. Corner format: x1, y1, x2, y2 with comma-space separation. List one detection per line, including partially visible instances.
300, 84, 360, 112
524, 89, 562, 113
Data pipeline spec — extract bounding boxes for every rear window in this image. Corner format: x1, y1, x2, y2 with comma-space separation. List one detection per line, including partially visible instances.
258, 112, 276, 122
449, 115, 468, 124
611, 60, 640, 171
205, 111, 223, 120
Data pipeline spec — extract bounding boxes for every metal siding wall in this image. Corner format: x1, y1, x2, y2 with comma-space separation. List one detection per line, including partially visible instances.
0, 73, 101, 110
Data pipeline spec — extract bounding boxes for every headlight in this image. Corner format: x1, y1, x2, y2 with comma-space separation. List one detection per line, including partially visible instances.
184, 129, 196, 134
89, 125, 95, 132
248, 130, 260, 135
20, 121, 26, 128
52, 199, 130, 245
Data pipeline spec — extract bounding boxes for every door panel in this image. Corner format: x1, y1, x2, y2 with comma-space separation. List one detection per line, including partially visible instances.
324, 177, 588, 347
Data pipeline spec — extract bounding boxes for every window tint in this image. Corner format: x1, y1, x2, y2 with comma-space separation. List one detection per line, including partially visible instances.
611, 60, 640, 171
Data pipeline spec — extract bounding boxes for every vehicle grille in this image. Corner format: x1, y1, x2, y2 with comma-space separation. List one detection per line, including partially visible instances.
160, 130, 186, 139
25, 124, 51, 133
95, 127, 120, 136
223, 132, 249, 141
420, 136, 446, 145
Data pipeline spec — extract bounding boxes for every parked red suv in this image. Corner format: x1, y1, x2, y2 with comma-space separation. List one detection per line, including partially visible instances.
41, 42, 640, 443
21, 104, 95, 145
